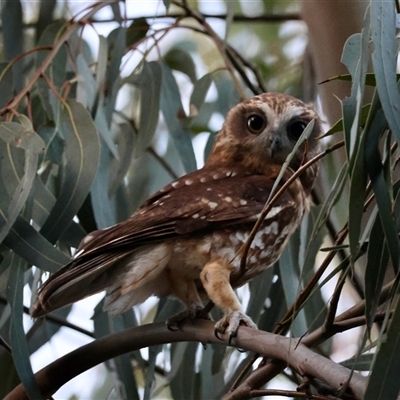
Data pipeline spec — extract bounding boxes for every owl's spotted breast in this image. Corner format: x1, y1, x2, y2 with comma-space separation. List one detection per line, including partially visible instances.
31, 92, 323, 339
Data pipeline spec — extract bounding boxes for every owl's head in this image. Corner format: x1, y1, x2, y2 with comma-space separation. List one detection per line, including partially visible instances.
206, 92, 323, 192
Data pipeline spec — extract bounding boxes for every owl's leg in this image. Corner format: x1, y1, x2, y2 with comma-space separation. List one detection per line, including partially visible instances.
200, 259, 257, 340
166, 271, 206, 330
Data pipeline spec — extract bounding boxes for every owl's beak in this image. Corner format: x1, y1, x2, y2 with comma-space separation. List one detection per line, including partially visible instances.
269, 132, 282, 160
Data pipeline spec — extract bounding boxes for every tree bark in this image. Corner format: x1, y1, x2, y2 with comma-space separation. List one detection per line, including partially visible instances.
5, 320, 366, 400
301, 0, 370, 125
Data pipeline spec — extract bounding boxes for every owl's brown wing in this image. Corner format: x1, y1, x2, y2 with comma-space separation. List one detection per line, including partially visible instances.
78, 165, 296, 252
32, 165, 296, 317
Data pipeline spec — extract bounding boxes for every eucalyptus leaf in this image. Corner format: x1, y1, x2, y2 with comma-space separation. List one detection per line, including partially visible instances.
109, 123, 135, 195
0, 122, 46, 153
348, 129, 367, 260
160, 63, 197, 172
364, 205, 389, 331
170, 342, 197, 400
94, 103, 119, 159
0, 63, 14, 109
35, 20, 68, 120
76, 53, 96, 110
103, 27, 125, 124
95, 35, 108, 94
90, 137, 118, 229
163, 48, 197, 83
278, 237, 308, 337
322, 104, 371, 137
126, 17, 149, 47
36, 0, 56, 42
93, 301, 140, 400
3, 215, 69, 272
134, 61, 162, 156
1, 0, 23, 90
0, 150, 37, 243
40, 99, 100, 243
7, 255, 42, 399
27, 305, 73, 354
189, 73, 212, 116
340, 353, 373, 371
371, 1, 400, 145
364, 295, 400, 399
364, 108, 399, 273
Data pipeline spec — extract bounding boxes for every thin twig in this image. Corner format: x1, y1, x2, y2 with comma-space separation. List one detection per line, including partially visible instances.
0, 295, 94, 338
0, 334, 12, 353
147, 147, 179, 180
225, 47, 262, 96
324, 264, 350, 330
240, 140, 345, 275
0, 0, 118, 116
250, 389, 331, 400
226, 45, 268, 93
229, 141, 345, 392
90, 12, 301, 24
175, 2, 246, 99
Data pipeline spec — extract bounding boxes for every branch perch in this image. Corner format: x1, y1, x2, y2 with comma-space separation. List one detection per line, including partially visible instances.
5, 320, 366, 400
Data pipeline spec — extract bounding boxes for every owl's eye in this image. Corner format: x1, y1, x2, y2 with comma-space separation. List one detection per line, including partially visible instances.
247, 114, 266, 134
287, 120, 307, 140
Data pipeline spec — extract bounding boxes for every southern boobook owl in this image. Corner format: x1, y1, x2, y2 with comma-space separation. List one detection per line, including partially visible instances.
32, 92, 322, 338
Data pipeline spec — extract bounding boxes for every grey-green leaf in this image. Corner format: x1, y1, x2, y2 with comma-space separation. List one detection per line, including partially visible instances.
7, 255, 42, 399
164, 48, 197, 83
160, 64, 197, 172
364, 295, 400, 399
371, 1, 400, 145
0, 122, 46, 153
40, 99, 100, 243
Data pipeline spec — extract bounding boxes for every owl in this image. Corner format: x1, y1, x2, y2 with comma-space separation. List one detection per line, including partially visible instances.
31, 92, 322, 339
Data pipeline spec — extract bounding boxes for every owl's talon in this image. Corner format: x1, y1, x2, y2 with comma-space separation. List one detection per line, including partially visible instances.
214, 328, 223, 341
166, 305, 207, 330
166, 320, 180, 331
214, 311, 257, 343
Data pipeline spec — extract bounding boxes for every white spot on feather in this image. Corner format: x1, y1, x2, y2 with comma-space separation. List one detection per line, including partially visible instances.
252, 229, 267, 249
208, 201, 218, 210
192, 213, 199, 219
240, 199, 247, 206
172, 181, 179, 188
265, 206, 283, 219
229, 233, 240, 246
224, 196, 232, 202
185, 179, 193, 185
235, 231, 248, 243
269, 221, 279, 235
260, 249, 271, 259
249, 255, 258, 264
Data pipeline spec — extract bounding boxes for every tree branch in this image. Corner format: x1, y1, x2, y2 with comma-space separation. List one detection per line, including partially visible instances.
4, 320, 366, 400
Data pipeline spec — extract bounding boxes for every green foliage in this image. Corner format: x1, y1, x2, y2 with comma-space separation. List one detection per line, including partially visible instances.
1, 0, 400, 399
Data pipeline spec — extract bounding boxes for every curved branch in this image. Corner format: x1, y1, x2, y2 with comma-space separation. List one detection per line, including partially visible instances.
5, 320, 366, 400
